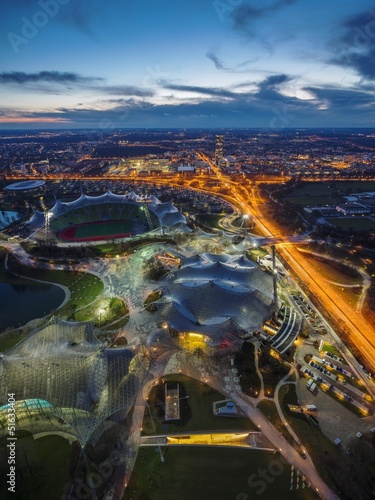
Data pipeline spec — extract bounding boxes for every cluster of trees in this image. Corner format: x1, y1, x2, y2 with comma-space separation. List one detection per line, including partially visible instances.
24, 241, 101, 260
315, 223, 375, 248
143, 257, 168, 281
234, 342, 261, 397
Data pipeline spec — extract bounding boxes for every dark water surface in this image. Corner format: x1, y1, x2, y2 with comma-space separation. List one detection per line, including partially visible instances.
0, 277, 65, 331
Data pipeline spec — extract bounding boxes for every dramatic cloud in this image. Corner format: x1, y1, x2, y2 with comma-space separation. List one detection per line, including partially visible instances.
161, 83, 241, 100
255, 74, 294, 101
206, 50, 227, 70
0, 71, 154, 97
0, 71, 101, 85
1, 80, 374, 129
303, 85, 375, 109
91, 85, 154, 97
260, 74, 292, 88
330, 8, 375, 80
230, 0, 298, 32
205, 50, 260, 72
162, 74, 293, 102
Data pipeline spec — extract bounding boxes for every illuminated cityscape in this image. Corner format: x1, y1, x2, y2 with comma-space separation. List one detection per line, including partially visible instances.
1, 1, 375, 500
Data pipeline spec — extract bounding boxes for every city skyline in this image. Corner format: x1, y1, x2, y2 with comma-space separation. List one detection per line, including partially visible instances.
1, 0, 375, 129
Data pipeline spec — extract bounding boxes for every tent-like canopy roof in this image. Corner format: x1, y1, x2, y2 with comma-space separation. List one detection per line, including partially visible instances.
0, 317, 146, 444
156, 254, 274, 341
26, 190, 187, 232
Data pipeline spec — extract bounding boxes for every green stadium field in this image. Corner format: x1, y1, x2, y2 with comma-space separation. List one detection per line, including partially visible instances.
59, 219, 134, 241
75, 220, 132, 238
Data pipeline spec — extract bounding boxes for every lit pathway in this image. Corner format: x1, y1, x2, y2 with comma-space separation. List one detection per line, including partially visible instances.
146, 354, 339, 500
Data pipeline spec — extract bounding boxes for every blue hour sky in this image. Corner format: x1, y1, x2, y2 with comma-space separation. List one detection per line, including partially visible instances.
0, 0, 374, 128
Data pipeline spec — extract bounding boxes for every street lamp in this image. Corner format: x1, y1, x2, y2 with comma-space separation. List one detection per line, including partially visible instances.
98, 308, 105, 327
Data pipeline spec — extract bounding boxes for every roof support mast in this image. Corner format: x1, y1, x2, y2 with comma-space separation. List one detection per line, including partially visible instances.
272, 245, 278, 321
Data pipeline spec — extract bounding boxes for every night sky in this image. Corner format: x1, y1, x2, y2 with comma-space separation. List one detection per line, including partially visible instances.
1, 0, 375, 129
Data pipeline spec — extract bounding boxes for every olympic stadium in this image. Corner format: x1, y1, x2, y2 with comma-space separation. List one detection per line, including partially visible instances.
27, 190, 187, 242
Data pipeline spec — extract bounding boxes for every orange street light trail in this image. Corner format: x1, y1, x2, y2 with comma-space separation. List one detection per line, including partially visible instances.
198, 152, 375, 373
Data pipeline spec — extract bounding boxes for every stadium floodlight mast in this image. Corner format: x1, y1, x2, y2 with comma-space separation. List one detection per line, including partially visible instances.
44, 210, 52, 242
241, 213, 249, 228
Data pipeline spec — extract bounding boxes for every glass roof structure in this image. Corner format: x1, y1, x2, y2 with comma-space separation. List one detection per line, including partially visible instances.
0, 317, 147, 444
156, 253, 274, 342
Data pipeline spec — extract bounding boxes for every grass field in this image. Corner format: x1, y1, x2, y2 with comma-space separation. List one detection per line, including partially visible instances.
0, 431, 71, 500
59, 219, 134, 241
194, 213, 225, 229
297, 250, 363, 308
5, 259, 104, 320
0, 327, 29, 352
126, 446, 318, 500
75, 220, 133, 238
321, 342, 343, 358
284, 181, 375, 208
0, 263, 116, 335
74, 296, 128, 326
257, 399, 296, 447
303, 243, 364, 268
284, 182, 342, 207
286, 195, 341, 207
332, 180, 375, 193
142, 374, 257, 436
298, 251, 363, 285
328, 217, 375, 231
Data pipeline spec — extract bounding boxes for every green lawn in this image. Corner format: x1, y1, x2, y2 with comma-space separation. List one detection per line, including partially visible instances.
286, 195, 341, 207
257, 399, 296, 447
283, 180, 375, 208
300, 252, 363, 286
142, 374, 257, 436
328, 217, 375, 231
126, 446, 318, 500
333, 180, 375, 193
6, 259, 104, 319
0, 431, 71, 500
303, 243, 364, 268
0, 327, 28, 352
74, 296, 128, 326
194, 213, 224, 229
75, 220, 133, 238
321, 342, 343, 358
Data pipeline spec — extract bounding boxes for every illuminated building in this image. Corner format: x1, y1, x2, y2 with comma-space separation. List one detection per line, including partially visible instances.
215, 135, 223, 166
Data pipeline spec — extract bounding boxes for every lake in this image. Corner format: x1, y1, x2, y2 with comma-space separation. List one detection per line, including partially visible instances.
0, 275, 65, 331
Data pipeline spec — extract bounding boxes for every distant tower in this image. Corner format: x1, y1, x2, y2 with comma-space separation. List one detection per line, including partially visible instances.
215, 135, 223, 166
